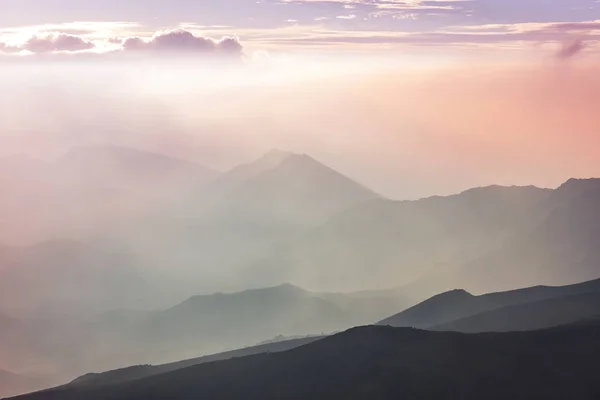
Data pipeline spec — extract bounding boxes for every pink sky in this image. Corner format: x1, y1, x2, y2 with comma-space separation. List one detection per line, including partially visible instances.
0, 0, 599, 198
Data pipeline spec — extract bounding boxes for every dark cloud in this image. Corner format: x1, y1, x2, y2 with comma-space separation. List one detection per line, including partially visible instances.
555, 37, 586, 59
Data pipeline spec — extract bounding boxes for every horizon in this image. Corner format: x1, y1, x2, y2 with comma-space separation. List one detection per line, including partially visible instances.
2, 141, 598, 201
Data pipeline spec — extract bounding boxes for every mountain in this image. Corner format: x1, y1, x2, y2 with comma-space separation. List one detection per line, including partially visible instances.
57, 145, 218, 191
433, 291, 600, 333
431, 178, 600, 294
13, 322, 600, 400
132, 150, 380, 290
134, 284, 350, 361
67, 283, 410, 370
248, 184, 550, 292
195, 150, 379, 226
0, 147, 218, 243
67, 336, 323, 389
378, 277, 600, 328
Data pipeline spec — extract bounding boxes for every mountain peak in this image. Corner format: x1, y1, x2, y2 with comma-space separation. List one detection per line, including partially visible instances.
557, 177, 600, 193
221, 149, 295, 182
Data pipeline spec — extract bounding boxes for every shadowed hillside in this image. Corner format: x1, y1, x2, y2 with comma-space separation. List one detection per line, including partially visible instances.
67, 336, 323, 389
433, 291, 600, 333
378, 277, 600, 328
12, 322, 600, 400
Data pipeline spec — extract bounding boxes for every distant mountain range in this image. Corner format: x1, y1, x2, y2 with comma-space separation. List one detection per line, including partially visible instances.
7, 275, 600, 398
0, 145, 216, 244
3, 145, 599, 296
12, 322, 600, 400
2, 144, 600, 398
249, 178, 600, 294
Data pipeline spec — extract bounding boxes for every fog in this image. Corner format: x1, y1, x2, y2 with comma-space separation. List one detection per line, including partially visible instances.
1, 53, 600, 397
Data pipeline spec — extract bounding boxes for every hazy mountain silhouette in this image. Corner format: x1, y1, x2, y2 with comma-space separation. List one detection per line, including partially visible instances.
58, 144, 218, 190
129, 150, 381, 294
433, 291, 600, 333
250, 184, 550, 292
431, 178, 600, 294
197, 149, 379, 225
135, 284, 351, 361
0, 146, 218, 243
378, 277, 600, 328
13, 322, 600, 400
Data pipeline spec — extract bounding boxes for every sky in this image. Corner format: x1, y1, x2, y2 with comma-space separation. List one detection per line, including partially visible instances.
2, 0, 600, 56
1, 0, 599, 198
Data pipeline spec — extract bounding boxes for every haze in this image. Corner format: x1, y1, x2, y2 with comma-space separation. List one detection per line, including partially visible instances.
1, 1, 600, 399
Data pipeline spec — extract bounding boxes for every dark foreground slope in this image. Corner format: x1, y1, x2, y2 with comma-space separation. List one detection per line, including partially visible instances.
11, 323, 600, 400
68, 336, 323, 388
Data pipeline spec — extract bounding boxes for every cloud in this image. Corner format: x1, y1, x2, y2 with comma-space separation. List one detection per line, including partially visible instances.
0, 32, 95, 54
0, 42, 19, 54
0, 29, 244, 60
0, 33, 95, 54
122, 30, 243, 56
555, 37, 586, 59
23, 33, 96, 53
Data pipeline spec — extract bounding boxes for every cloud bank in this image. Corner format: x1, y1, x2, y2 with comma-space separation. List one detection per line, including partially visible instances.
0, 29, 243, 60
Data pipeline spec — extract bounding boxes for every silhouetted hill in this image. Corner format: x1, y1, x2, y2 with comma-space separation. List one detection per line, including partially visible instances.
249, 184, 550, 292
378, 289, 475, 328
136, 284, 349, 359
68, 336, 323, 389
12, 323, 600, 400
378, 278, 600, 328
433, 291, 600, 333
